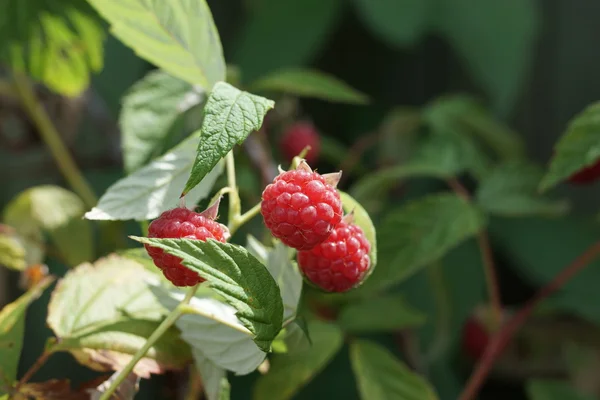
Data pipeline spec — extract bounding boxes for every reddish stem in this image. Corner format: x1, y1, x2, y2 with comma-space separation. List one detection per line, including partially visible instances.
459, 240, 600, 400
447, 178, 503, 328
16, 350, 52, 388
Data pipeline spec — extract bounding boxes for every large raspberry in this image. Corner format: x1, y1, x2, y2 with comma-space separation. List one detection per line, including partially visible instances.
297, 218, 371, 292
261, 161, 343, 250
280, 121, 321, 164
568, 159, 600, 184
145, 202, 229, 287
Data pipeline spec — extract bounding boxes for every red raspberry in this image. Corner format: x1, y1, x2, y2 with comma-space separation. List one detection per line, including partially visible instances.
261, 161, 343, 250
568, 159, 600, 184
297, 219, 371, 292
280, 121, 321, 164
145, 203, 229, 287
461, 316, 491, 360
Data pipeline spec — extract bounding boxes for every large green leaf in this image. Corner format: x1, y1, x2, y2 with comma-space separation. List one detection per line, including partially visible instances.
151, 286, 266, 375
264, 242, 302, 321
476, 161, 569, 217
253, 321, 343, 400
121, 69, 204, 173
424, 95, 525, 160
182, 82, 274, 195
435, 0, 539, 114
0, 0, 104, 96
0, 277, 54, 397
4, 185, 92, 266
526, 379, 594, 400
357, 194, 486, 294
132, 237, 284, 352
339, 191, 378, 269
338, 294, 425, 334
232, 0, 342, 81
249, 68, 368, 104
87, 0, 225, 90
539, 102, 600, 191
352, 0, 432, 47
47, 255, 191, 375
350, 340, 438, 400
85, 136, 223, 221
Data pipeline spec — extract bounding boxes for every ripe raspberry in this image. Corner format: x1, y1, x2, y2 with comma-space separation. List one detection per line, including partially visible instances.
297, 218, 371, 292
145, 202, 229, 287
280, 121, 321, 164
261, 161, 343, 250
568, 159, 600, 184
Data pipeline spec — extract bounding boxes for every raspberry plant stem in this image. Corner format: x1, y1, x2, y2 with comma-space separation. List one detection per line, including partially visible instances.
12, 72, 98, 209
98, 284, 200, 400
459, 240, 600, 400
446, 178, 502, 329
226, 151, 242, 227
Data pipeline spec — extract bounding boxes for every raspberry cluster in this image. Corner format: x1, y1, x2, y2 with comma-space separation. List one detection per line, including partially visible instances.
261, 161, 372, 292
145, 203, 229, 287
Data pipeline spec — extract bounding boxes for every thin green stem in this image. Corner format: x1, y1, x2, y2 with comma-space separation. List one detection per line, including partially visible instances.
229, 203, 262, 236
226, 151, 242, 229
98, 284, 200, 400
12, 72, 97, 208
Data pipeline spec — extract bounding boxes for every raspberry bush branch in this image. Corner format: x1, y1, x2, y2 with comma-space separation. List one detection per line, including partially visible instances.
446, 178, 502, 329
459, 240, 600, 400
98, 283, 200, 400
12, 72, 98, 209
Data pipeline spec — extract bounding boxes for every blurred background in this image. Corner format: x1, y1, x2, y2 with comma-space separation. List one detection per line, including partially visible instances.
2, 0, 600, 399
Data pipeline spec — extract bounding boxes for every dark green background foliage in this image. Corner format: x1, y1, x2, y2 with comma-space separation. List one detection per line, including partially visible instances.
2, 1, 600, 400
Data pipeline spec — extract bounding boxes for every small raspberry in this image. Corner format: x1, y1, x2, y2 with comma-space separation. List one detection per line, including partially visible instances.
144, 201, 229, 287
261, 161, 343, 250
461, 316, 490, 360
297, 218, 371, 292
280, 121, 321, 164
568, 159, 600, 184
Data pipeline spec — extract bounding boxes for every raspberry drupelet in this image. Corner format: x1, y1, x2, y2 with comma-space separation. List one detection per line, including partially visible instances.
261, 161, 343, 250
145, 200, 229, 287
297, 215, 371, 293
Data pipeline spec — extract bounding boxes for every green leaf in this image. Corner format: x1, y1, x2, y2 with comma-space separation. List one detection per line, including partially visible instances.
352, 0, 432, 47
195, 355, 229, 400
264, 242, 303, 320
121, 69, 204, 173
490, 217, 600, 325
47, 255, 191, 375
539, 102, 600, 191
339, 191, 378, 269
0, 228, 26, 271
434, 0, 539, 114
350, 340, 438, 400
249, 68, 368, 104
182, 82, 274, 195
4, 186, 92, 266
0, 0, 104, 96
87, 0, 225, 90
357, 194, 486, 294
477, 161, 569, 217
152, 286, 266, 375
526, 379, 594, 400
338, 295, 425, 333
253, 321, 343, 400
233, 0, 342, 81
131, 237, 284, 352
424, 95, 525, 160
85, 136, 223, 221
349, 163, 451, 208
0, 277, 54, 395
